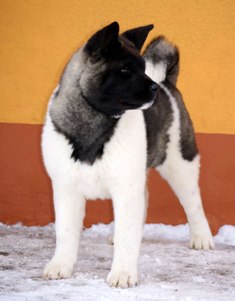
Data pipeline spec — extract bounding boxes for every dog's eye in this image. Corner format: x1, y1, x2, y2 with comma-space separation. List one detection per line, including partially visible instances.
121, 67, 131, 74
120, 67, 132, 79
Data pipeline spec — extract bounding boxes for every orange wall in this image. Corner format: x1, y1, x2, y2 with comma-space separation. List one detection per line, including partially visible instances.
0, 0, 235, 133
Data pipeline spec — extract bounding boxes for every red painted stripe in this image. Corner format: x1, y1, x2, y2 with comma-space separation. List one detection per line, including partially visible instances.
0, 123, 234, 233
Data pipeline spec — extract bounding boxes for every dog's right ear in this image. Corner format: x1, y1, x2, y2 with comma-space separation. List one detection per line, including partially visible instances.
84, 22, 120, 58
121, 24, 154, 51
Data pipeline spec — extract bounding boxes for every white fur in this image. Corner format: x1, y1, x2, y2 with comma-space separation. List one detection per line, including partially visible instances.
42, 93, 147, 287
145, 61, 166, 84
139, 100, 154, 110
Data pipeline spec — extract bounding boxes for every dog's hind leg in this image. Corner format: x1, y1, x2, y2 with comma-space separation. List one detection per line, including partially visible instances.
157, 154, 214, 250
43, 181, 86, 279
151, 83, 214, 250
145, 37, 214, 250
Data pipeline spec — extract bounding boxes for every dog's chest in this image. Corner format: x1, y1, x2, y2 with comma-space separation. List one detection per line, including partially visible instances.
42, 110, 147, 200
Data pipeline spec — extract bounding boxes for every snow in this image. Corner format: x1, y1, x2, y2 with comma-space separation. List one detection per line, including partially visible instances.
0, 222, 235, 301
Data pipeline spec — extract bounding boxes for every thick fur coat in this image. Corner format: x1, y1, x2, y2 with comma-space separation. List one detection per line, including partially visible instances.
41, 22, 214, 288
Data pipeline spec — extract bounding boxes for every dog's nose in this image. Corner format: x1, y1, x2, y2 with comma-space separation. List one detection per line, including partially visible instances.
150, 82, 158, 92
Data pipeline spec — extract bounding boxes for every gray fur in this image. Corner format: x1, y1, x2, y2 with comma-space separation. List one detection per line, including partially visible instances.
144, 89, 173, 167
50, 48, 118, 164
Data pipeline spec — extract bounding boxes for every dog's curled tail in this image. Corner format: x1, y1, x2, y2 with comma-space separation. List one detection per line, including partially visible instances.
143, 36, 179, 85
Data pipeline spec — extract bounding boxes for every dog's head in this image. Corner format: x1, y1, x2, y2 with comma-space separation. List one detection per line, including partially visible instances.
79, 22, 158, 117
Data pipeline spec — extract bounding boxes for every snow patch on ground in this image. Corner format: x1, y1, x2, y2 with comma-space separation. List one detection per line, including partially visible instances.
0, 223, 235, 301
214, 225, 235, 246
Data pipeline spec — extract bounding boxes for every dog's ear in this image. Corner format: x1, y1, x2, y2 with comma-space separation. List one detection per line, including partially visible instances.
85, 22, 120, 57
121, 24, 154, 51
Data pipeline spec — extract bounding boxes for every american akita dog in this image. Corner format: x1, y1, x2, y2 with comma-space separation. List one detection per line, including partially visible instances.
41, 22, 214, 288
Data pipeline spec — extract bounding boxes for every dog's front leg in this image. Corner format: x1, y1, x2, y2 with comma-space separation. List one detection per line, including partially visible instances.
107, 182, 145, 288
43, 181, 86, 279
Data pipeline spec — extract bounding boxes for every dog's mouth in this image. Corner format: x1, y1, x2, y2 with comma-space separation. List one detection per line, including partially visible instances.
139, 100, 154, 110
122, 93, 157, 111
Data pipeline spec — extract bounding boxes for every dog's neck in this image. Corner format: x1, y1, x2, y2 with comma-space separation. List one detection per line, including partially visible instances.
50, 87, 119, 164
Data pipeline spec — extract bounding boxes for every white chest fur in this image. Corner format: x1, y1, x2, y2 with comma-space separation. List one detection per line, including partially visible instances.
41, 108, 147, 200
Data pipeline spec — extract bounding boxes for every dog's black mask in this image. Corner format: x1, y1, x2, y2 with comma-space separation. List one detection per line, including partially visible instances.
83, 22, 158, 117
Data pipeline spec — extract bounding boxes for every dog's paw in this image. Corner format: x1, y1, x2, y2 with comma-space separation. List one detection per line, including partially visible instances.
190, 230, 215, 250
106, 269, 138, 288
42, 259, 74, 280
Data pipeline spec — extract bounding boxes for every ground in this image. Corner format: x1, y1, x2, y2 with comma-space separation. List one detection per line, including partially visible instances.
0, 223, 235, 301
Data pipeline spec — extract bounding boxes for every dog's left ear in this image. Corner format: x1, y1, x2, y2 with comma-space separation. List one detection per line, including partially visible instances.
121, 24, 154, 51
85, 22, 120, 58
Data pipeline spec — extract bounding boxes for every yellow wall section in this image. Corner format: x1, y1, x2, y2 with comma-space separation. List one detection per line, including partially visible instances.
0, 0, 234, 134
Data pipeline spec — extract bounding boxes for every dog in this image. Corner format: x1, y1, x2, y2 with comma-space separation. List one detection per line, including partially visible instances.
41, 22, 214, 288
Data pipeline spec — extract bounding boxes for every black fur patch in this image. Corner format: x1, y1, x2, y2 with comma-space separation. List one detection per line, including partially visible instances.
83, 42, 157, 118
52, 114, 118, 165
144, 87, 173, 167
167, 82, 198, 162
